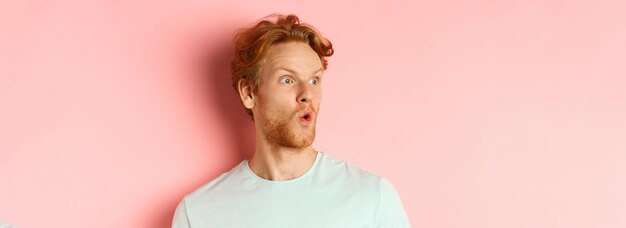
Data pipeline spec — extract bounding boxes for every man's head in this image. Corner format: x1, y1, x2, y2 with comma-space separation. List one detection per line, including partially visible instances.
231, 14, 333, 149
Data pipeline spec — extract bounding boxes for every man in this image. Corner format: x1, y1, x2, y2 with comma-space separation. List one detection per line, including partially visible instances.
172, 14, 410, 227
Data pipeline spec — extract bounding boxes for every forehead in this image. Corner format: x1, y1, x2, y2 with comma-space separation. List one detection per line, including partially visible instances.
263, 42, 323, 73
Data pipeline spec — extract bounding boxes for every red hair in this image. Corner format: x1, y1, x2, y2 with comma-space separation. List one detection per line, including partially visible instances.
230, 14, 334, 119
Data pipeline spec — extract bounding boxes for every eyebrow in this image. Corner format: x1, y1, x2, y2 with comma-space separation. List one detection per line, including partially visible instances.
275, 67, 323, 75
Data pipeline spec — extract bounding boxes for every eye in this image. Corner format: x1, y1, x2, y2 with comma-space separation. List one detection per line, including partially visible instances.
309, 77, 319, 85
280, 76, 294, 84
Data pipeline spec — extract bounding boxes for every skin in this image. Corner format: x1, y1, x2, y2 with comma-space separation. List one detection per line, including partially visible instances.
237, 41, 324, 181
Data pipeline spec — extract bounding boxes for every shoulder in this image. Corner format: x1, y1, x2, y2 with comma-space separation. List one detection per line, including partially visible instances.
318, 152, 386, 191
319, 152, 409, 224
320, 152, 379, 177
182, 160, 246, 202
325, 154, 411, 227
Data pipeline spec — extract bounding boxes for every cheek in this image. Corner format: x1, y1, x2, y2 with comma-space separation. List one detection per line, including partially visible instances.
313, 89, 322, 105
273, 86, 296, 102
258, 92, 293, 111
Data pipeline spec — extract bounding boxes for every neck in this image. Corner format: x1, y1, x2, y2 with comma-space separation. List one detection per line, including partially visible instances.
248, 138, 318, 181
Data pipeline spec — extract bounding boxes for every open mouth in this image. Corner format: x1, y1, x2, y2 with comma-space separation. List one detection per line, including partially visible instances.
300, 112, 312, 123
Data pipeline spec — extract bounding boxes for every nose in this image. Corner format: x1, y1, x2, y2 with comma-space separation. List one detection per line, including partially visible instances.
296, 83, 313, 103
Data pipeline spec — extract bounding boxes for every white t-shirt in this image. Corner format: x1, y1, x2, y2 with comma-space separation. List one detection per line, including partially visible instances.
172, 151, 411, 228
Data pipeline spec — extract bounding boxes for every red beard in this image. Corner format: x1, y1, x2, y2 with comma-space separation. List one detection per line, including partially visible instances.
260, 107, 316, 149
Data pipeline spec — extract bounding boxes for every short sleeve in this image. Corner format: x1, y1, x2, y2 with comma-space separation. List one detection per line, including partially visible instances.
172, 198, 191, 228
374, 178, 411, 227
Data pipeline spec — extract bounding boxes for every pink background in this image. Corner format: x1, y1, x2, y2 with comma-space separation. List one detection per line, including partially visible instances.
1, 1, 625, 227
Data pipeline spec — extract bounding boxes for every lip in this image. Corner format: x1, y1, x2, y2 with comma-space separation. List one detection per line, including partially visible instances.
299, 111, 313, 125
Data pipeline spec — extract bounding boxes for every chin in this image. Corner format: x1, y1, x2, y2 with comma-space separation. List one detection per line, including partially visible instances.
283, 127, 316, 148
262, 115, 317, 149
288, 132, 315, 148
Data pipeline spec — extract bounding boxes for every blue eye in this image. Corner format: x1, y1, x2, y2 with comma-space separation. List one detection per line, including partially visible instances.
280, 77, 293, 84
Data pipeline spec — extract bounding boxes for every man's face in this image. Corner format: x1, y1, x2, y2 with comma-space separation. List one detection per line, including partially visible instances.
252, 41, 324, 149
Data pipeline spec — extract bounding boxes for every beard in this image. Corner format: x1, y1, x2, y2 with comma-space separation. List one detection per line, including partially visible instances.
260, 108, 316, 149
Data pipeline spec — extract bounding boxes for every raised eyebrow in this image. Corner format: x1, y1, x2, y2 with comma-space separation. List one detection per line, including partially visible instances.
275, 67, 296, 74
312, 68, 323, 74
275, 67, 324, 75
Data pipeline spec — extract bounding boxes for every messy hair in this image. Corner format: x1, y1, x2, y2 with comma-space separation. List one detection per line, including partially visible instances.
230, 13, 334, 120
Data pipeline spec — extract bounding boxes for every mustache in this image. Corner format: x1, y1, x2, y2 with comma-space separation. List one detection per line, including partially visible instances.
295, 105, 318, 116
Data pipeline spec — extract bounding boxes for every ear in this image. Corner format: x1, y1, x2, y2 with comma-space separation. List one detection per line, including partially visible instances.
237, 79, 255, 109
